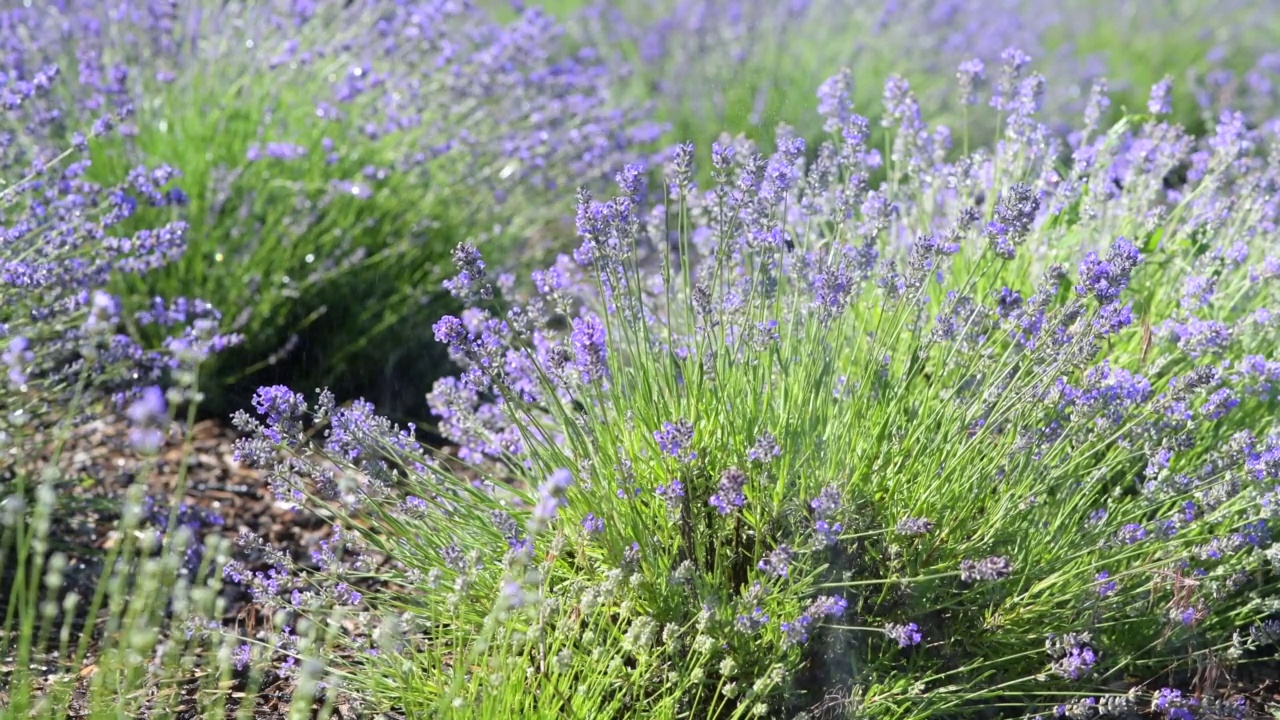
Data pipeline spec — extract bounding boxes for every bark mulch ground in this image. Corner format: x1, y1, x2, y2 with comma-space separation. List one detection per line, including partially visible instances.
0, 413, 364, 718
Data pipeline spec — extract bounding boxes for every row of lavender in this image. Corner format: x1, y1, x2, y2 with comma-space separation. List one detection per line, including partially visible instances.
565, 0, 1280, 153
3, 0, 1280, 719
6, 0, 1280, 416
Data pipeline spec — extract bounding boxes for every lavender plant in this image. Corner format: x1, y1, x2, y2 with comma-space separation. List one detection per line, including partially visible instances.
227, 56, 1280, 719
4, 0, 656, 417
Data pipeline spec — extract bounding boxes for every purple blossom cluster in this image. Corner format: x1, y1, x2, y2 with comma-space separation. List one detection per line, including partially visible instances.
884, 621, 923, 648
1047, 633, 1098, 680
655, 419, 698, 464
138, 492, 226, 573
709, 466, 747, 515
780, 595, 848, 648
809, 485, 844, 548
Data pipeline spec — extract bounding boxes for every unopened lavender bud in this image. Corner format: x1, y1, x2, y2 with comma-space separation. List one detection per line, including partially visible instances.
692, 634, 715, 653
1, 495, 25, 528
552, 649, 573, 673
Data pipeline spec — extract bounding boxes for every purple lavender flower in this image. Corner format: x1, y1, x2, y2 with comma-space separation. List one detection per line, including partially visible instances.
817, 69, 854, 132
621, 542, 642, 574
1095, 571, 1117, 598
747, 431, 782, 463
333, 582, 363, 606
2, 336, 33, 387
995, 287, 1024, 318
779, 594, 847, 647
232, 644, 253, 672
1115, 523, 1148, 545
1160, 317, 1232, 357
1149, 76, 1174, 115
991, 184, 1040, 248
808, 484, 844, 547
443, 243, 491, 302
896, 517, 935, 536
709, 467, 747, 515
247, 142, 307, 162
757, 546, 793, 578
735, 606, 770, 635
251, 385, 307, 425
1200, 387, 1238, 420
957, 58, 985, 106
490, 511, 524, 549
1092, 302, 1134, 336
581, 513, 605, 535
1152, 688, 1184, 712
1052, 644, 1097, 680
570, 314, 609, 384
813, 520, 843, 548
780, 614, 814, 647
1077, 237, 1143, 304
499, 580, 528, 611
528, 468, 574, 534
1250, 619, 1280, 646
654, 419, 697, 463
126, 386, 167, 452
959, 556, 1012, 582
807, 595, 848, 619
884, 622, 923, 648
126, 385, 167, 426
440, 542, 467, 574
655, 479, 685, 511
1151, 688, 1197, 720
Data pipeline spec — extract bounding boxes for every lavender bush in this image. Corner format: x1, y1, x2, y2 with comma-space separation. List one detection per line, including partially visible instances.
0, 62, 238, 444
226, 57, 1280, 718
3, 0, 657, 417
546, 0, 1280, 158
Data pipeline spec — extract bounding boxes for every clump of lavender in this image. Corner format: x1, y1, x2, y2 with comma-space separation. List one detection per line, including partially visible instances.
1046, 632, 1098, 680
3, 1, 658, 413
655, 419, 698, 464
0, 68, 236, 440
232, 59, 1280, 718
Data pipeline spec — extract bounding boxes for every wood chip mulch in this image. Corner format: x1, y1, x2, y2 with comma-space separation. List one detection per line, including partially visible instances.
49, 414, 334, 562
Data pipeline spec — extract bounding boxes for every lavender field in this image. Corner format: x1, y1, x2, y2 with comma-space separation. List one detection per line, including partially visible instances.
4, 1, 1280, 718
